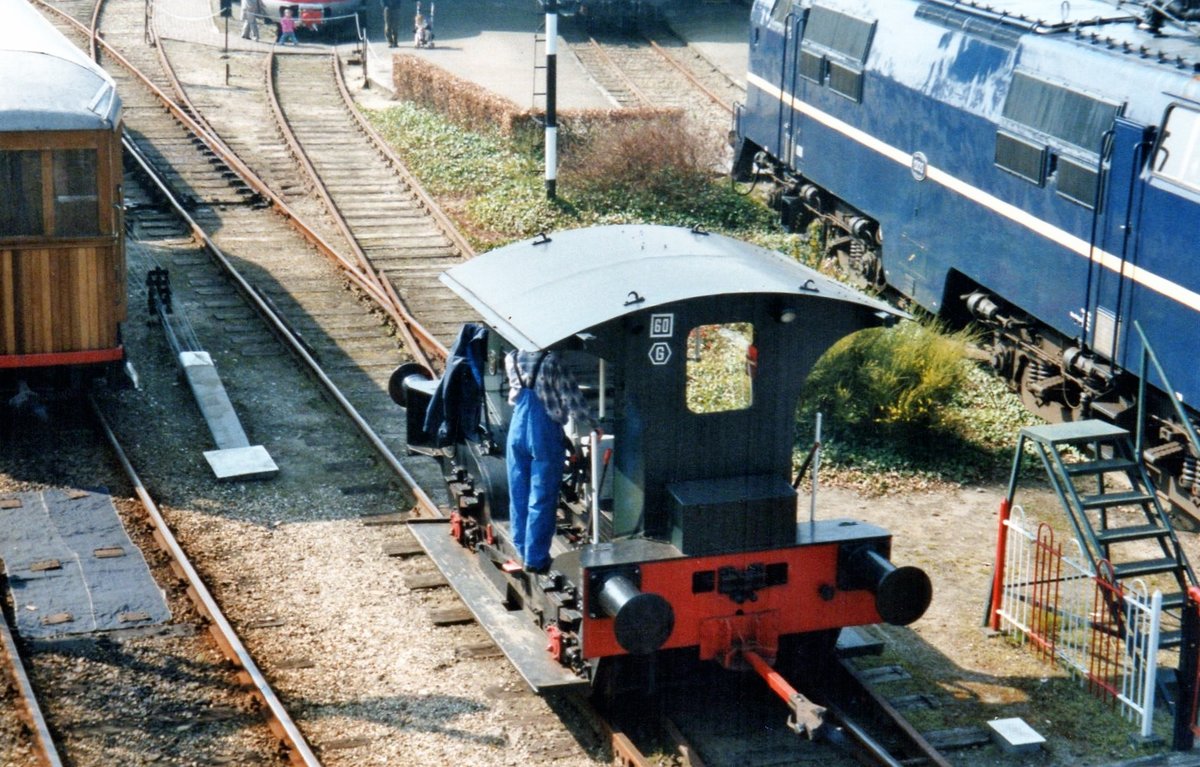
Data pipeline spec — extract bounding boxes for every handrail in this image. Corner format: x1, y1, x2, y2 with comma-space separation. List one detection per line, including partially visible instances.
1135, 320, 1200, 459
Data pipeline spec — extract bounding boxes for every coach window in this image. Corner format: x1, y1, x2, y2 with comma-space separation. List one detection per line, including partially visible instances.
685, 323, 754, 414
52, 149, 100, 237
0, 150, 44, 237
1153, 105, 1200, 192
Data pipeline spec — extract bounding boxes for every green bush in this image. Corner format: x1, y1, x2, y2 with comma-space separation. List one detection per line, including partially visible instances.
801, 318, 976, 430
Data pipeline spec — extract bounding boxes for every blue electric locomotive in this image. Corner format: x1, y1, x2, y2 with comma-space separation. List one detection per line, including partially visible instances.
733, 0, 1200, 513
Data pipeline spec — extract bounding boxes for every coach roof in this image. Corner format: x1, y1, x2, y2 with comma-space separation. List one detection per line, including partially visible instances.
0, 1, 121, 132
440, 224, 901, 351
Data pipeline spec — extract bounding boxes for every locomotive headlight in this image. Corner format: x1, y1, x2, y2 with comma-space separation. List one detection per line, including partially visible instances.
776, 307, 797, 324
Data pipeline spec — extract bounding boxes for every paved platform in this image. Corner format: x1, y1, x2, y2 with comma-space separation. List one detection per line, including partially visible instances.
151, 0, 749, 109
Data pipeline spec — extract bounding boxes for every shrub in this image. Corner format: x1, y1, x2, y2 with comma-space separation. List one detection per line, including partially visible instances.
801, 318, 976, 431
560, 118, 770, 229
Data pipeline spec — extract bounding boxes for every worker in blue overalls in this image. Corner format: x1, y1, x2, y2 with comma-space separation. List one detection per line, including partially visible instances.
505, 349, 594, 575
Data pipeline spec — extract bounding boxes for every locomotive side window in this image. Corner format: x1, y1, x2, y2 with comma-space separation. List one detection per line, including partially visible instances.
0, 150, 44, 237
52, 149, 100, 237
685, 323, 754, 414
994, 131, 1046, 185
998, 73, 1118, 205
1153, 105, 1200, 191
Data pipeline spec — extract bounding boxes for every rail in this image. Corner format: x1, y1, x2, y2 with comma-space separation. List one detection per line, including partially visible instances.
121, 134, 441, 515
645, 38, 735, 115
87, 394, 323, 766
587, 36, 654, 105
41, 0, 453, 380
0, 603, 63, 767
265, 50, 437, 373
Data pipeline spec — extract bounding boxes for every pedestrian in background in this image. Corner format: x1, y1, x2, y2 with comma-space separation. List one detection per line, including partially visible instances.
278, 8, 298, 45
241, 0, 262, 40
382, 0, 403, 47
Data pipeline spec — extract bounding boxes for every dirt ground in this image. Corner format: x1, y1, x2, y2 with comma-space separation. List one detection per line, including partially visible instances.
814, 478, 1200, 766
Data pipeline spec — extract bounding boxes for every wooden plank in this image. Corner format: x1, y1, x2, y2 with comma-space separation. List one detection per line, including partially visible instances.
80, 247, 97, 349
454, 642, 502, 659
35, 248, 52, 352
429, 605, 475, 626
53, 247, 68, 351
405, 572, 447, 590
383, 540, 425, 558
0, 254, 13, 353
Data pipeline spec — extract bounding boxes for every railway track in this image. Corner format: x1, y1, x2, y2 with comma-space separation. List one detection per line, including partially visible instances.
14, 1, 956, 764
0, 393, 293, 765
266, 51, 468, 358
563, 23, 742, 153
21, 2, 606, 765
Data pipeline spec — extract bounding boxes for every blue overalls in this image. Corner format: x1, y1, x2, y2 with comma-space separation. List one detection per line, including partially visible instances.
506, 376, 563, 572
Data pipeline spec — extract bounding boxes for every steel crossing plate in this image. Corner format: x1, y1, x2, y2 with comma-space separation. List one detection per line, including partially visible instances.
407, 519, 589, 693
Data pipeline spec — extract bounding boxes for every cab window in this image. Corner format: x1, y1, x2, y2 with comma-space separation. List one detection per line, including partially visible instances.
1153, 105, 1200, 192
686, 323, 754, 414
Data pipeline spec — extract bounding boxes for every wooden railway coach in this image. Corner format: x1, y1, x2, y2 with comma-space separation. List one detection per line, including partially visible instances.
0, 1, 125, 379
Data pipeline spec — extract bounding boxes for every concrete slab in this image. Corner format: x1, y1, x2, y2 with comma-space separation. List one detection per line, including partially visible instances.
204, 444, 280, 480
153, 0, 615, 109
373, 0, 616, 110
987, 717, 1046, 754
181, 351, 251, 450
660, 0, 749, 90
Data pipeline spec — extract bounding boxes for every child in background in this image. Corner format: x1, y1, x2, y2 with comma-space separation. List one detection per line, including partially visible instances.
278, 8, 298, 45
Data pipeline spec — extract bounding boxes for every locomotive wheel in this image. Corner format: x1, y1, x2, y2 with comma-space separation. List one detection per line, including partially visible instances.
1013, 356, 1074, 425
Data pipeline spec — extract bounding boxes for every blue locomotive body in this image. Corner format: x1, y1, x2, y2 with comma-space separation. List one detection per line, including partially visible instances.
735, 0, 1200, 509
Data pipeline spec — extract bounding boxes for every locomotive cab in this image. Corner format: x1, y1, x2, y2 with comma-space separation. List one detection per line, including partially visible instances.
394, 225, 931, 708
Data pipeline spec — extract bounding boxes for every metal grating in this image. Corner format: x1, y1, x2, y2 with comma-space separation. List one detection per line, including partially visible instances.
995, 130, 1046, 185
1056, 155, 1099, 208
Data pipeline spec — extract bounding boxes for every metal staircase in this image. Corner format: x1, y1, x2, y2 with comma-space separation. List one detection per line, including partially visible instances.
1009, 419, 1197, 642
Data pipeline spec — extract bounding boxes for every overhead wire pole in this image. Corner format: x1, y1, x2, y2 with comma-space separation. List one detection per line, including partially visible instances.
544, 0, 557, 199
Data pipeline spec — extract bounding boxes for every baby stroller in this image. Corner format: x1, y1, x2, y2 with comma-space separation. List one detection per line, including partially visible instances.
414, 1, 434, 48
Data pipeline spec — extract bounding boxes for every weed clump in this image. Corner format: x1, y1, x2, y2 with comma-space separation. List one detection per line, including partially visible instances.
560, 119, 765, 230
802, 318, 976, 431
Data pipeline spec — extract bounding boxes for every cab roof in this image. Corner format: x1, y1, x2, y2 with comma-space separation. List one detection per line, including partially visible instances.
440, 225, 901, 350
0, 1, 121, 132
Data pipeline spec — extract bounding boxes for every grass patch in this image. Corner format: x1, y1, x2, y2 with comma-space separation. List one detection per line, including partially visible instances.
795, 318, 1041, 493
361, 101, 774, 250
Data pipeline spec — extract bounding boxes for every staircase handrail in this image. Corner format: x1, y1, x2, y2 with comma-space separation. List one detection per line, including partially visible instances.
1134, 321, 1200, 460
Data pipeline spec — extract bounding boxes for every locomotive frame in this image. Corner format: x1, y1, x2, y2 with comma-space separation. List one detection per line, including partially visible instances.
392, 225, 930, 725
0, 1, 125, 384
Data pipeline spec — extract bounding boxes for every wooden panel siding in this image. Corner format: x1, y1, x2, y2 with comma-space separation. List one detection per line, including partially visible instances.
0, 242, 123, 356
